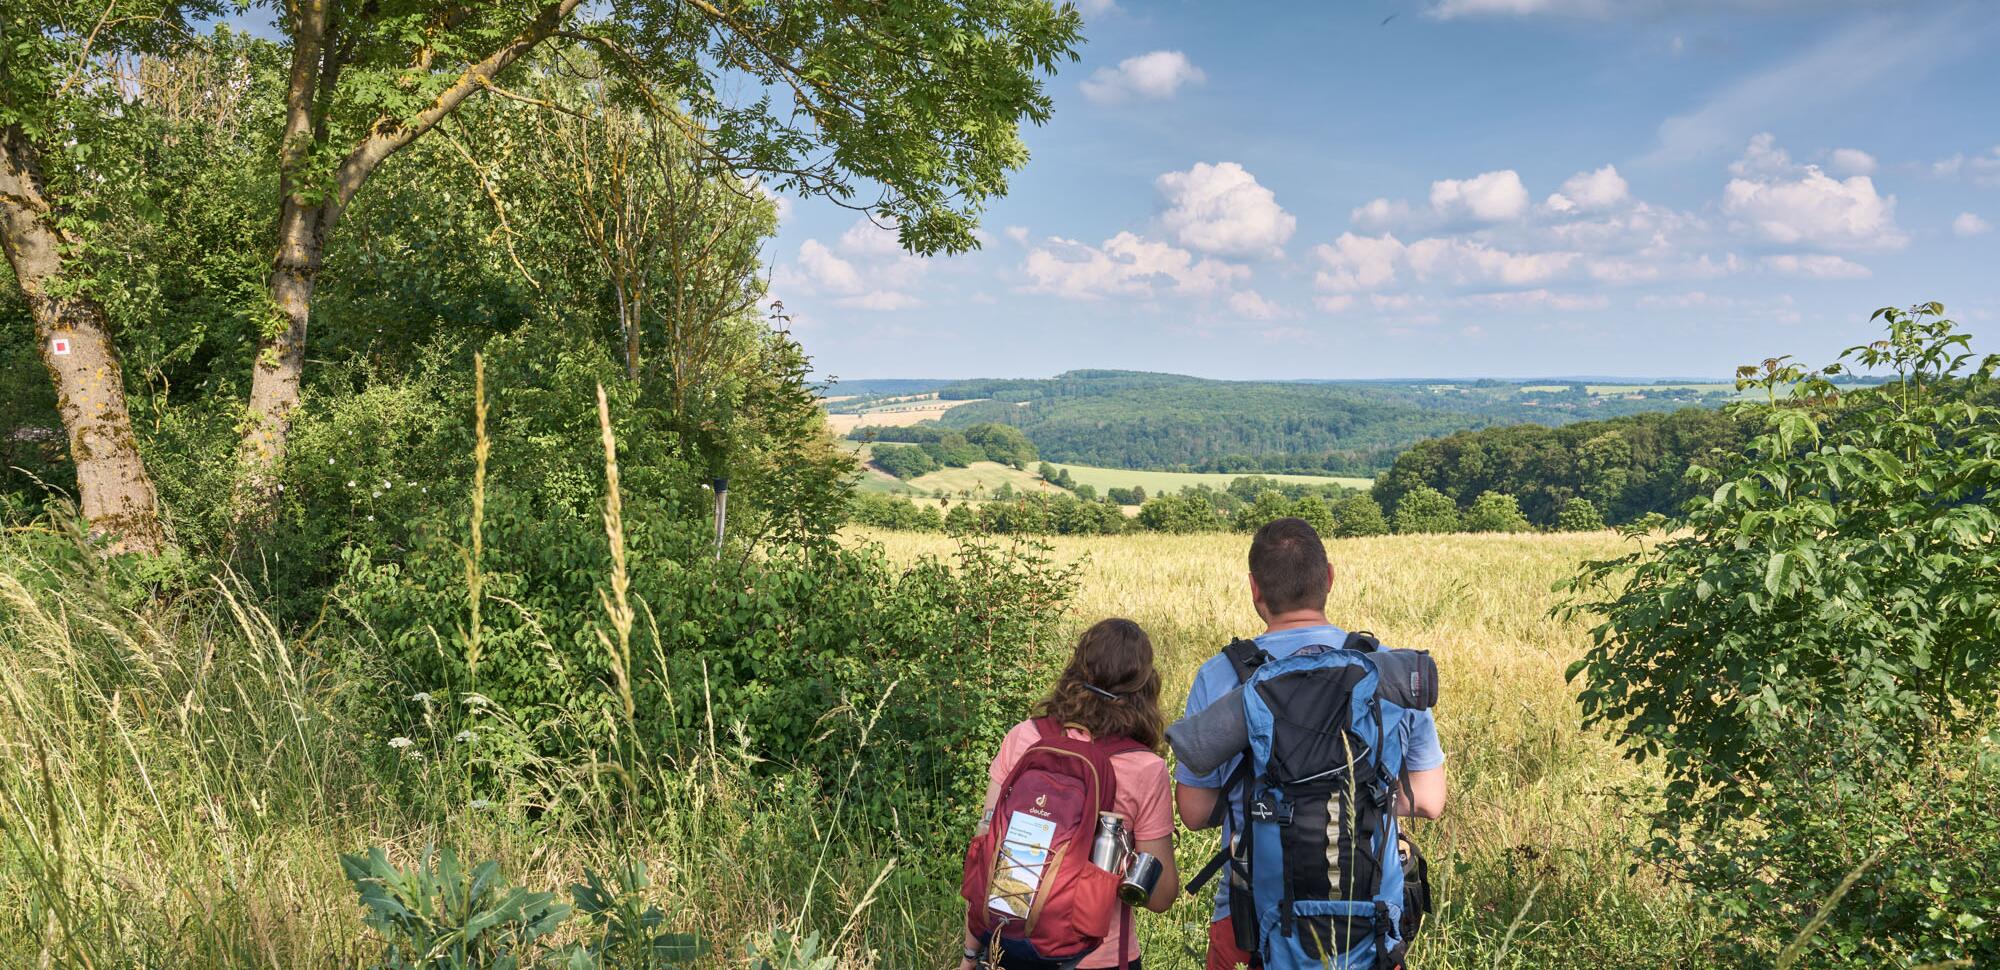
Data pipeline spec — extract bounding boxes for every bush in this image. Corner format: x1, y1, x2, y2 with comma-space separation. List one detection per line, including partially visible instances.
848, 493, 943, 531
1106, 486, 1146, 506
1136, 492, 1226, 533
1392, 485, 1460, 534
870, 444, 938, 479
1463, 490, 1530, 533
1237, 491, 1336, 538
1563, 304, 2000, 966
1331, 493, 1388, 537
961, 422, 1037, 468
1555, 498, 1605, 532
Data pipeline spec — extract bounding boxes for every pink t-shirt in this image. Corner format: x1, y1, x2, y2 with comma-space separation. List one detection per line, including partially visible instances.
986, 719, 1173, 969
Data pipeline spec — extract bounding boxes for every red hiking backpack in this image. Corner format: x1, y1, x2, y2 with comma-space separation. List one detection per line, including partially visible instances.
961, 719, 1147, 967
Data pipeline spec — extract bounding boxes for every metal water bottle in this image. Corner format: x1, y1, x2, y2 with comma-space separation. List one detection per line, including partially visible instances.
1089, 812, 1127, 871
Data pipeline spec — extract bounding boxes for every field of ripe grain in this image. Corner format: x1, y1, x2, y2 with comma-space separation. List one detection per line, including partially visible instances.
823, 394, 985, 434
849, 527, 1708, 967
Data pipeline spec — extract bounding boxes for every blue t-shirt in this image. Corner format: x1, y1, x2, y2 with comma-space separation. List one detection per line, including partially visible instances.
1174, 624, 1445, 922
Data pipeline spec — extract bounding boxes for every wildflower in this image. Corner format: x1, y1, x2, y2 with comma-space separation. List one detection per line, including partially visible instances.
470, 798, 494, 810
347, 480, 357, 488
388, 736, 413, 749
455, 730, 474, 743
367, 515, 376, 521
372, 490, 381, 498
327, 458, 334, 464
463, 692, 493, 707
381, 480, 391, 490
410, 692, 432, 703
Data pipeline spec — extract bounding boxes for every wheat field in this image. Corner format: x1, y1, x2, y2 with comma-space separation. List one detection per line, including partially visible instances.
850, 527, 1705, 967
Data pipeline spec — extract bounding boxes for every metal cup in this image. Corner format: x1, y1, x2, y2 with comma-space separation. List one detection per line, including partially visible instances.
1117, 851, 1162, 905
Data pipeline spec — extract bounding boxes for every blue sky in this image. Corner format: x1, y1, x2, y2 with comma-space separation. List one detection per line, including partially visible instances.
770, 0, 2000, 381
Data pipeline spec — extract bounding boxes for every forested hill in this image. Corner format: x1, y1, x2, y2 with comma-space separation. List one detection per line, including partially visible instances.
929, 371, 1734, 475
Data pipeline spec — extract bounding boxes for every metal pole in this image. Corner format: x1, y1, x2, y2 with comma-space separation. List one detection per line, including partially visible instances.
712, 477, 729, 559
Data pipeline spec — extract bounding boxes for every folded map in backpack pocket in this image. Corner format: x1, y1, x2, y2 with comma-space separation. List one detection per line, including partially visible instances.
989, 811, 1059, 918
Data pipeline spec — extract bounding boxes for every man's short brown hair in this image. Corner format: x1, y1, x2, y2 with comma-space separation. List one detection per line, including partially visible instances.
1249, 517, 1331, 614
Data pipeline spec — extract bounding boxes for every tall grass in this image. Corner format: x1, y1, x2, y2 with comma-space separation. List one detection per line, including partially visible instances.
0, 505, 1711, 967
853, 528, 1713, 967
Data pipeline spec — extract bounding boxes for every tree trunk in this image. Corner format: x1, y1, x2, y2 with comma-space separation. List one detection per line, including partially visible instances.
234, 196, 322, 522
0, 128, 167, 554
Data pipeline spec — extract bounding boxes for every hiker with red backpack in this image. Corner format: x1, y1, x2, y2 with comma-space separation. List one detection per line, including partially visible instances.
960, 617, 1181, 970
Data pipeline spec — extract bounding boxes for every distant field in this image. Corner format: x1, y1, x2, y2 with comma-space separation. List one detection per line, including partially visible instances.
824, 394, 985, 434
842, 441, 1373, 500
1049, 463, 1372, 495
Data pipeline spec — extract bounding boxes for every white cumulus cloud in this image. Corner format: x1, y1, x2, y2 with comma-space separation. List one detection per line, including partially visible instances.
1313, 233, 1406, 292
1227, 290, 1284, 320
1430, 170, 1530, 222
1722, 139, 1905, 251
1156, 162, 1296, 258
1080, 51, 1205, 104
1022, 232, 1248, 300
1954, 212, 1992, 237
1763, 253, 1871, 279
1350, 197, 1413, 230
1932, 146, 2000, 186
1544, 165, 1628, 213
1406, 237, 1578, 286
795, 240, 863, 294
1003, 225, 1031, 246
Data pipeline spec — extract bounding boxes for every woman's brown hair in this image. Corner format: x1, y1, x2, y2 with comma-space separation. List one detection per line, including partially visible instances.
1032, 617, 1166, 751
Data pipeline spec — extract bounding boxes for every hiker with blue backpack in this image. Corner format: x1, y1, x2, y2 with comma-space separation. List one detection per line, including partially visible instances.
959, 618, 1183, 970
1171, 517, 1445, 970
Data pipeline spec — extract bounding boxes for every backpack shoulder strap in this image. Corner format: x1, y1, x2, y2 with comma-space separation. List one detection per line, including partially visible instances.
1221, 637, 1269, 684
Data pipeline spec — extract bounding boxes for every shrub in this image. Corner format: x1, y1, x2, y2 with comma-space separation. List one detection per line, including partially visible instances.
961, 422, 1037, 468
870, 444, 938, 479
1237, 491, 1336, 538
1331, 493, 1388, 537
1106, 486, 1146, 506
1463, 491, 1531, 533
1236, 491, 1294, 532
1555, 498, 1605, 532
1392, 485, 1460, 534
1136, 492, 1227, 533
1563, 304, 2000, 966
1290, 496, 1337, 538
848, 493, 943, 531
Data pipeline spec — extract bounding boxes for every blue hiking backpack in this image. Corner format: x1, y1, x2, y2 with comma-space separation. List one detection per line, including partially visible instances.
1185, 631, 1437, 970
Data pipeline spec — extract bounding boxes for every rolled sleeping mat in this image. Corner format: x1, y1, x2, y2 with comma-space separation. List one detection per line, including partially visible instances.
1164, 649, 1439, 775
1368, 649, 1439, 711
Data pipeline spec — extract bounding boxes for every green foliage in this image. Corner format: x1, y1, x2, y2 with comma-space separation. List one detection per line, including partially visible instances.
961, 423, 1038, 468
566, 861, 706, 970
1136, 492, 1227, 533
1376, 408, 1751, 528
936, 371, 1728, 476
1555, 498, 1605, 532
847, 493, 944, 531
1463, 491, 1531, 533
1106, 485, 1146, 506
869, 443, 939, 479
1563, 304, 2000, 966
1331, 493, 1388, 537
1393, 485, 1461, 534
341, 845, 571, 969
1236, 491, 1336, 538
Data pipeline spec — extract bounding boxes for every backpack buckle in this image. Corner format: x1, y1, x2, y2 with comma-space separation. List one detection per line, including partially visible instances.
1248, 797, 1294, 826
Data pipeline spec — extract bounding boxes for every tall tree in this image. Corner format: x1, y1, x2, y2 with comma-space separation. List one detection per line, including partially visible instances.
233, 0, 1084, 525
0, 3, 213, 552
